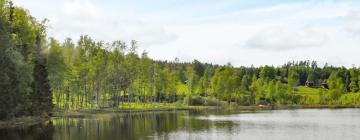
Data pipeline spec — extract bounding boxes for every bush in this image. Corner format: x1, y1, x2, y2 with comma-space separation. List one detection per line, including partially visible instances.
190, 96, 205, 105
203, 97, 219, 106
337, 93, 360, 105
329, 89, 343, 101
183, 96, 200, 105
184, 96, 225, 106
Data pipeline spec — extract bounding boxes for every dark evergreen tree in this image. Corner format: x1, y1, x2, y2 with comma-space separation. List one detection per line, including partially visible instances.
0, 15, 18, 119
31, 34, 52, 116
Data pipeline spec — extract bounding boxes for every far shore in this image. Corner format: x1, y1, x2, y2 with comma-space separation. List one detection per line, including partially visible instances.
52, 104, 360, 118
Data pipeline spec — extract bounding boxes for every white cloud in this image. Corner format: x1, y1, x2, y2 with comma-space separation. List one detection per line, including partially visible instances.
14, 0, 178, 47
345, 10, 360, 36
11, 0, 360, 67
63, 0, 99, 18
244, 26, 328, 50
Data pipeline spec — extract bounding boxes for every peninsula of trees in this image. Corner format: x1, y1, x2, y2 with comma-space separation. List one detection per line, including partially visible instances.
1, 0, 360, 121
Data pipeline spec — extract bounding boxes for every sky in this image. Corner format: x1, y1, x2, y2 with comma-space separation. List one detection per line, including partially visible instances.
12, 0, 360, 67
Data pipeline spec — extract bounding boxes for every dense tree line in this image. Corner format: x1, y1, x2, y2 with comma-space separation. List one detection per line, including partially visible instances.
45, 33, 360, 110
0, 0, 52, 120
1, 0, 360, 120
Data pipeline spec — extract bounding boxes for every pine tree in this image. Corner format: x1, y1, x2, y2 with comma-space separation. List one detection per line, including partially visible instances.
349, 68, 358, 93
31, 34, 52, 116
0, 15, 19, 119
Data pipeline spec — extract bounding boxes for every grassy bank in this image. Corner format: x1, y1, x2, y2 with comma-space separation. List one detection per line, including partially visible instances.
53, 103, 360, 118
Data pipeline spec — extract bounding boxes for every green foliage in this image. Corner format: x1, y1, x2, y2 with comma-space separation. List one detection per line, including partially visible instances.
307, 69, 317, 82
337, 93, 360, 105
186, 96, 205, 105
30, 33, 53, 115
266, 80, 276, 104
288, 68, 300, 87
0, 16, 20, 119
275, 81, 288, 104
259, 66, 276, 81
349, 68, 359, 92
4, 0, 360, 121
0, 0, 52, 120
318, 89, 327, 105
183, 96, 225, 106
349, 81, 358, 93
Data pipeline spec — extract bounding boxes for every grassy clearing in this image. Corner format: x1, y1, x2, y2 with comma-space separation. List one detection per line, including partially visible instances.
296, 86, 321, 95
119, 103, 187, 110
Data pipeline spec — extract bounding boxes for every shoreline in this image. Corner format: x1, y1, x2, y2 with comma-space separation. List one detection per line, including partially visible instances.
52, 104, 360, 118
1, 104, 359, 129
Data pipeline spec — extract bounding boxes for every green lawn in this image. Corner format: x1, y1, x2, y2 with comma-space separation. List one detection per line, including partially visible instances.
296, 86, 321, 95
119, 103, 187, 110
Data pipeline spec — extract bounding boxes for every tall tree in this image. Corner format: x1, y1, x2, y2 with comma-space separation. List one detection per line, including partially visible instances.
349, 68, 358, 93
287, 68, 299, 104
0, 13, 20, 119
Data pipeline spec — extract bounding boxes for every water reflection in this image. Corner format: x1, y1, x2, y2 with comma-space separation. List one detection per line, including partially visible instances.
50, 110, 236, 140
0, 121, 54, 140
1, 109, 360, 140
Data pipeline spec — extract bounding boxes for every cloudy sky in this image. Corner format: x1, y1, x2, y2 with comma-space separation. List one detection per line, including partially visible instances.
12, 0, 360, 67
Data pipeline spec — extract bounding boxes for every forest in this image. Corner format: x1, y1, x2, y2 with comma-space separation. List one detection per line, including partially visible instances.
1, 0, 360, 121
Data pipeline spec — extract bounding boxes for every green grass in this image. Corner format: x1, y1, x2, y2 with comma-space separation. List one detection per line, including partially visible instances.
296, 86, 360, 105
296, 86, 321, 95
119, 103, 187, 110
295, 86, 322, 105
338, 93, 360, 105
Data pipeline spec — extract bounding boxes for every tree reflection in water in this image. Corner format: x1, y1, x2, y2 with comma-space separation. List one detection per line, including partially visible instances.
0, 121, 54, 140
0, 110, 236, 140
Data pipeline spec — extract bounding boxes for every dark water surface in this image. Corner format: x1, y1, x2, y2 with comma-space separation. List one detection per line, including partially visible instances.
1, 109, 360, 140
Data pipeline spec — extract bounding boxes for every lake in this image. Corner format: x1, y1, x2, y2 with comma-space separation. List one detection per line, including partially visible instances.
1, 109, 360, 140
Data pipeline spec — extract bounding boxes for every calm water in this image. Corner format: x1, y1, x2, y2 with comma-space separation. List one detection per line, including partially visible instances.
1, 109, 360, 140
